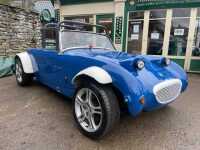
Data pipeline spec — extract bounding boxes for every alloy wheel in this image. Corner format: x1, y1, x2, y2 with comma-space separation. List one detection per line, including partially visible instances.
15, 62, 22, 83
75, 88, 103, 132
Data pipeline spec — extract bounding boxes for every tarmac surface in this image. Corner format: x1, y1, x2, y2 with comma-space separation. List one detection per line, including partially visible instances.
0, 74, 200, 150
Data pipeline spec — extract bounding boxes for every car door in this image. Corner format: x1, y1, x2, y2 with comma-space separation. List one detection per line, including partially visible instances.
49, 52, 76, 96
31, 48, 59, 87
29, 27, 61, 90
31, 47, 75, 94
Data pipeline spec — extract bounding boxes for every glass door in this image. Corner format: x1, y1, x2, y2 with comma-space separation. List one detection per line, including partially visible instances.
147, 10, 166, 55
127, 11, 144, 54
189, 9, 200, 72
167, 8, 191, 68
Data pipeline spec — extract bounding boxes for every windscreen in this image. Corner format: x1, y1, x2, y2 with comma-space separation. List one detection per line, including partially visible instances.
60, 31, 115, 51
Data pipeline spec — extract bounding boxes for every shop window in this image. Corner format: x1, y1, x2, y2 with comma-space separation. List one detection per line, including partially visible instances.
64, 16, 94, 31
127, 12, 144, 54
129, 12, 144, 20
150, 10, 166, 19
147, 10, 166, 55
192, 9, 200, 57
173, 8, 191, 18
168, 8, 191, 56
198, 9, 200, 17
168, 18, 190, 56
96, 15, 114, 41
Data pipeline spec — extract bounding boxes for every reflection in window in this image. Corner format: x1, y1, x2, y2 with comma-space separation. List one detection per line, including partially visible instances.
192, 18, 200, 57
147, 20, 165, 55
173, 8, 191, 18
97, 17, 114, 40
150, 10, 166, 19
147, 10, 166, 55
64, 16, 94, 31
127, 21, 144, 54
198, 8, 200, 17
168, 18, 190, 56
129, 12, 144, 20
127, 11, 144, 54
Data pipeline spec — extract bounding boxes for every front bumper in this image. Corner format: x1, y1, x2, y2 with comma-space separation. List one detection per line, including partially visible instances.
127, 78, 184, 116
143, 79, 183, 111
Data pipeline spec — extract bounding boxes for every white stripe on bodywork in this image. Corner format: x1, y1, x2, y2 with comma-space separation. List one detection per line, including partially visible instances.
72, 66, 112, 84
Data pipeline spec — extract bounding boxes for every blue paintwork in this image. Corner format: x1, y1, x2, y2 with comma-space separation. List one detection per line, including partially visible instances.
27, 48, 188, 117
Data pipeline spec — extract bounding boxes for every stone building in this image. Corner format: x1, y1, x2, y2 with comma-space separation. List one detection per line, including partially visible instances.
0, 4, 41, 56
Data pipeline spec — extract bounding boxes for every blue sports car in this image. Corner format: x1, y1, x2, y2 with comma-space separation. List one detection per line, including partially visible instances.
15, 21, 188, 139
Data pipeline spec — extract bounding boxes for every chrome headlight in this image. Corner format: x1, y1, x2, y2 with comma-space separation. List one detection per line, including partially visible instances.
136, 60, 145, 70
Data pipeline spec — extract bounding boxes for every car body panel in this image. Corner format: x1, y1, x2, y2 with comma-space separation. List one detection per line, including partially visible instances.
72, 66, 112, 84
24, 48, 188, 117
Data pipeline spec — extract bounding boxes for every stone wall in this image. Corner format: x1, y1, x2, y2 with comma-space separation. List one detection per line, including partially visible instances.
0, 4, 41, 56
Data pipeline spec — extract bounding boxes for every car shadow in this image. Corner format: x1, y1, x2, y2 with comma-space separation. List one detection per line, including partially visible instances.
30, 80, 179, 145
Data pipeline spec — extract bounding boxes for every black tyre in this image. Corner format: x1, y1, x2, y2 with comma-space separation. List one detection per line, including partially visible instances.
15, 58, 33, 86
73, 81, 120, 139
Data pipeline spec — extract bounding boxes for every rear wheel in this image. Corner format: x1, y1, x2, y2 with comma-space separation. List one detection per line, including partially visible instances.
15, 58, 33, 86
73, 81, 120, 139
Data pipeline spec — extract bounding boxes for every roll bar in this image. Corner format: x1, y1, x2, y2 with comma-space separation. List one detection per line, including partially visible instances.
44, 20, 109, 34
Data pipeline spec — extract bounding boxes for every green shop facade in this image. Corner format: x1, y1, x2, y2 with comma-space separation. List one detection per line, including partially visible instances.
59, 0, 200, 72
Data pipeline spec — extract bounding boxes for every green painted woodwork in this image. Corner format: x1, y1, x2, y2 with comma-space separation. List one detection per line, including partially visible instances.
127, 0, 200, 11
60, 0, 113, 5
171, 58, 185, 68
190, 59, 200, 72
122, 2, 129, 51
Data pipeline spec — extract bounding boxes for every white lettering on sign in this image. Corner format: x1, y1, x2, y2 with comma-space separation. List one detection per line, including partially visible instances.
151, 33, 160, 40
131, 34, 139, 40
133, 25, 139, 33
174, 29, 184, 36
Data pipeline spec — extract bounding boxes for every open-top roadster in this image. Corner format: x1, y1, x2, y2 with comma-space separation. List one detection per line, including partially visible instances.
15, 21, 188, 139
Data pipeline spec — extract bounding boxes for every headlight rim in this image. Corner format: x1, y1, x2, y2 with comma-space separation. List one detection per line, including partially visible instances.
136, 60, 145, 70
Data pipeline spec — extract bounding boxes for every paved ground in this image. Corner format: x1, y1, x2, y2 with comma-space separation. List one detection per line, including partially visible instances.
0, 75, 200, 150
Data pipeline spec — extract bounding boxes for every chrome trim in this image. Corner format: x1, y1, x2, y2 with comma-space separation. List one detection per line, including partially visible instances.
153, 79, 182, 104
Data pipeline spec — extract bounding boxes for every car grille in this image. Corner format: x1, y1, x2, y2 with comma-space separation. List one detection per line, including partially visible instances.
153, 79, 182, 104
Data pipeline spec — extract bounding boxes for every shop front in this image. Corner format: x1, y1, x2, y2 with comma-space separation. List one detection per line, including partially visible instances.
59, 0, 200, 73
124, 1, 200, 72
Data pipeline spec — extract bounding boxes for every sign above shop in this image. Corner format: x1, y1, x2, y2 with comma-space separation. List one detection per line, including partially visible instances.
60, 0, 112, 5
127, 0, 200, 11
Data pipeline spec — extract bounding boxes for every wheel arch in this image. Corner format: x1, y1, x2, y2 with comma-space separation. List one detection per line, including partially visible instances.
15, 52, 36, 74
72, 66, 112, 85
72, 66, 144, 116
73, 74, 127, 110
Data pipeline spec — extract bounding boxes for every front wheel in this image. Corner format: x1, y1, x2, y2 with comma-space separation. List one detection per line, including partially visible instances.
15, 58, 33, 86
73, 82, 120, 139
